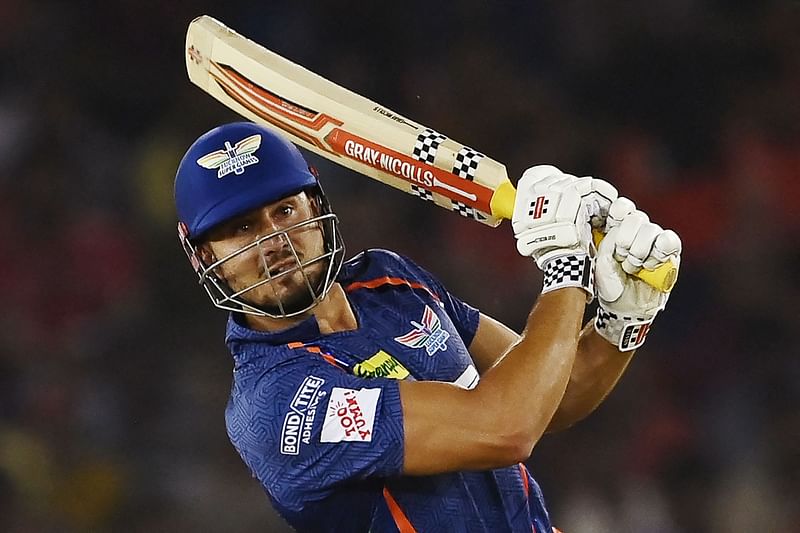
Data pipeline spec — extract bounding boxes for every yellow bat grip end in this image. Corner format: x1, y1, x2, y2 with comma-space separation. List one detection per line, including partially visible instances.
489, 180, 517, 220
636, 261, 679, 293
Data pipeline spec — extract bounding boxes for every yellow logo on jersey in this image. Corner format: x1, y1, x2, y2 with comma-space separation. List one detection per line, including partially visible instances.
353, 351, 410, 380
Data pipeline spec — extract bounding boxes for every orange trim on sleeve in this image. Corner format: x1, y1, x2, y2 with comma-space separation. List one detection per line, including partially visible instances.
320, 353, 338, 366
519, 463, 545, 533
345, 276, 440, 301
518, 463, 530, 499
285, 342, 343, 369
383, 486, 418, 533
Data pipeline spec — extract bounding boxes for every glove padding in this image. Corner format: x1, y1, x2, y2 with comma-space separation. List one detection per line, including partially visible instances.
513, 165, 620, 298
512, 165, 593, 297
594, 199, 682, 351
574, 176, 619, 231
512, 165, 589, 264
513, 165, 619, 263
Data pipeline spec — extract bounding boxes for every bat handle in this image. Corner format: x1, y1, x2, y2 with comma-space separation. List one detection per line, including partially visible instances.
636, 260, 679, 293
490, 182, 677, 293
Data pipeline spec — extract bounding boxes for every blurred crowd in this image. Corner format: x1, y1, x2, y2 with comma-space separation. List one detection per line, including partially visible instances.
1, 1, 798, 531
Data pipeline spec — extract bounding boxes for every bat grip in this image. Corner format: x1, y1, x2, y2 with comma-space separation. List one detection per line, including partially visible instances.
636, 261, 678, 293
490, 183, 677, 293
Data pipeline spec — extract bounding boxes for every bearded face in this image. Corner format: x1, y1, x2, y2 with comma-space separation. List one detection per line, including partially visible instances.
198, 191, 339, 317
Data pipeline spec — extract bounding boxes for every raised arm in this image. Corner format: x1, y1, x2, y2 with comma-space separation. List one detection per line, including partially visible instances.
466, 310, 634, 432
466, 196, 683, 433
544, 323, 634, 431
400, 288, 584, 474
398, 165, 597, 475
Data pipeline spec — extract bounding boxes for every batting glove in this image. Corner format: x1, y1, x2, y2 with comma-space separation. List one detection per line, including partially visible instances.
573, 175, 619, 232
513, 165, 598, 298
594, 198, 682, 351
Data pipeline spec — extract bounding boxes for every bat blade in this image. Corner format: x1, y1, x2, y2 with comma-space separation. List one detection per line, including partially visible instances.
185, 15, 676, 293
185, 15, 512, 227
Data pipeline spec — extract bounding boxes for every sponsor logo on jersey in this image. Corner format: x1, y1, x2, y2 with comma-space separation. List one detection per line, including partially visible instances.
280, 375, 326, 455
196, 134, 261, 178
353, 351, 410, 380
394, 305, 450, 356
320, 387, 380, 443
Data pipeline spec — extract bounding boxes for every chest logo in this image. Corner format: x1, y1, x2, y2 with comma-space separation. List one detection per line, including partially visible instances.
353, 351, 410, 380
394, 305, 450, 356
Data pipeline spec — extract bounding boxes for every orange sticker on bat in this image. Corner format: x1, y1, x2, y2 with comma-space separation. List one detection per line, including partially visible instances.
324, 128, 493, 212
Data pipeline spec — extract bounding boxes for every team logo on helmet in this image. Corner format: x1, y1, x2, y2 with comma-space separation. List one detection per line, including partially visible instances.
196, 134, 262, 178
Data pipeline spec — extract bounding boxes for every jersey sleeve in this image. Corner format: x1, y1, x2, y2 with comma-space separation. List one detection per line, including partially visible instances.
225, 357, 405, 513
391, 251, 481, 346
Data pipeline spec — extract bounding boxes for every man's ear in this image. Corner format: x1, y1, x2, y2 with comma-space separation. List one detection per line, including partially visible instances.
197, 243, 215, 264
307, 190, 322, 215
197, 243, 226, 281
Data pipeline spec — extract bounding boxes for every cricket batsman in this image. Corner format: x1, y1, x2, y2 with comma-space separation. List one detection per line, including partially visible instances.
173, 122, 681, 532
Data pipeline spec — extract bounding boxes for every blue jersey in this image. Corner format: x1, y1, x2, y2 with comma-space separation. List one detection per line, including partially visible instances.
225, 249, 554, 532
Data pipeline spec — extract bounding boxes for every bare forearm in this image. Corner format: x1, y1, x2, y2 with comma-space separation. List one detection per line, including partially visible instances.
546, 320, 635, 432
476, 288, 585, 452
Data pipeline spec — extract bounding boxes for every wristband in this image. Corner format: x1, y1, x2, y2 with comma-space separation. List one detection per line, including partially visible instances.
594, 307, 655, 351
541, 253, 594, 301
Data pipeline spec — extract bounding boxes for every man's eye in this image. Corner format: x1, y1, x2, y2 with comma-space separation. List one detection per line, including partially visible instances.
234, 223, 251, 235
280, 205, 294, 216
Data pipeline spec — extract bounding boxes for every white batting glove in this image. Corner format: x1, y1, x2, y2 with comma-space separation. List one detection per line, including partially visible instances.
594, 198, 682, 351
513, 165, 595, 297
573, 176, 619, 231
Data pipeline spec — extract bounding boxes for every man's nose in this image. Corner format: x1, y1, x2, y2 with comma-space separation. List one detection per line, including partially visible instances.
257, 220, 291, 255
259, 231, 289, 254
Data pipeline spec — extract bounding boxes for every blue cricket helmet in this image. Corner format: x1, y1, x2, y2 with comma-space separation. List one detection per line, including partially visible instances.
173, 122, 345, 319
175, 121, 318, 239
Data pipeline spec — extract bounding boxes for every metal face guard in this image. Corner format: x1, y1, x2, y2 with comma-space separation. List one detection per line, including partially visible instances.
180, 213, 344, 318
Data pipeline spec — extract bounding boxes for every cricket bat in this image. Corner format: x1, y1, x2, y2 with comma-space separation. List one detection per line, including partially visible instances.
185, 15, 677, 293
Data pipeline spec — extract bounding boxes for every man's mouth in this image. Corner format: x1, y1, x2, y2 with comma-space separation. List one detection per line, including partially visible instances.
267, 258, 297, 278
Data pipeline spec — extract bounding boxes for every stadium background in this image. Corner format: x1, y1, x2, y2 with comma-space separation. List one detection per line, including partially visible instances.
1, 1, 798, 531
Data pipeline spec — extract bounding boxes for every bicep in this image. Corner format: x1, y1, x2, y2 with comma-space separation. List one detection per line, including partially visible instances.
401, 294, 587, 476
468, 313, 520, 374
398, 379, 523, 476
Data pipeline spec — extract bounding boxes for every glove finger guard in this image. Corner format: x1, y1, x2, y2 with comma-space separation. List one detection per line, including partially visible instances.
607, 197, 637, 231
622, 221, 662, 275
643, 230, 682, 270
